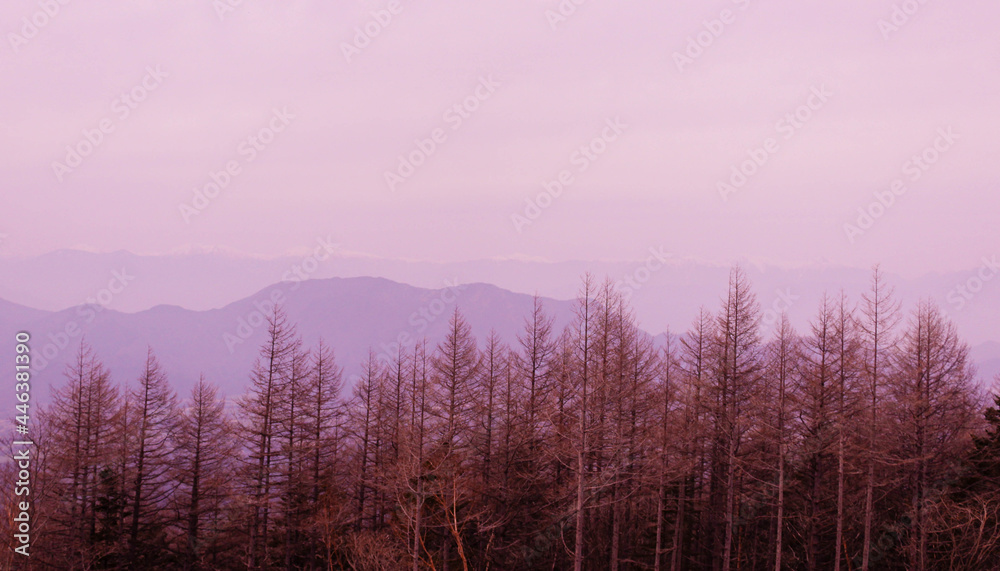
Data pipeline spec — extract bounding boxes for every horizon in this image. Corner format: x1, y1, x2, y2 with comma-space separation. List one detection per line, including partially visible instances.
2, 253, 998, 351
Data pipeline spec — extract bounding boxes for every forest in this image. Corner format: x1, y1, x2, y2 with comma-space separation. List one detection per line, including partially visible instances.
2, 266, 999, 570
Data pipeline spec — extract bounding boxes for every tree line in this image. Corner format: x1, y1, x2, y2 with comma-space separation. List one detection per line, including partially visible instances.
2, 266, 999, 570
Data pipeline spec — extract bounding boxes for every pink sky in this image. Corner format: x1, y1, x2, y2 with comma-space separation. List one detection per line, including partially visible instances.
1, 0, 997, 277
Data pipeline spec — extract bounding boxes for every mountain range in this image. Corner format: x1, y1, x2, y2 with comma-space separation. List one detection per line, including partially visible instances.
0, 277, 575, 412
0, 251, 997, 413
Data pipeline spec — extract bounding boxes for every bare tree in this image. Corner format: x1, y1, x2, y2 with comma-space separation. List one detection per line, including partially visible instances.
238, 306, 299, 569
857, 265, 901, 571
572, 274, 596, 571
891, 301, 979, 571
126, 348, 179, 567
428, 308, 480, 571
654, 329, 679, 571
174, 376, 237, 570
515, 295, 556, 444
302, 338, 344, 565
43, 342, 121, 567
714, 266, 763, 571
798, 295, 838, 570
409, 340, 430, 571
767, 313, 799, 571
832, 291, 861, 570
278, 342, 311, 569
351, 351, 382, 531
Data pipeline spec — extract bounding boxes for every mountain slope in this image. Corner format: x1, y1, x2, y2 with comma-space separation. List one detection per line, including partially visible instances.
0, 277, 575, 411
1, 250, 997, 346
0, 275, 995, 418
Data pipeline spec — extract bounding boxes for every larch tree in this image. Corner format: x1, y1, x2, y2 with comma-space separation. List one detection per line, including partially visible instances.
653, 329, 676, 571
126, 348, 180, 567
713, 266, 763, 571
798, 295, 838, 570
679, 307, 716, 569
238, 305, 299, 570
278, 342, 311, 569
515, 295, 556, 447
302, 338, 345, 565
173, 376, 237, 570
767, 313, 800, 571
408, 340, 430, 571
350, 351, 383, 531
831, 291, 861, 570
570, 273, 598, 571
857, 265, 901, 571
43, 341, 121, 567
428, 308, 480, 571
891, 300, 978, 571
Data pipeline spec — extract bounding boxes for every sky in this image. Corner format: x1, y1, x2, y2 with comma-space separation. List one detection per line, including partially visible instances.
1, 0, 997, 278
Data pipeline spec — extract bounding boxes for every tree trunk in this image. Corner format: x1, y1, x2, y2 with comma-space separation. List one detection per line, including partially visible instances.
671, 480, 687, 571
654, 473, 665, 571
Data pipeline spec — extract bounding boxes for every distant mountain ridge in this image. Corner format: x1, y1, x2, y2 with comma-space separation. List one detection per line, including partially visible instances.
0, 274, 997, 420
0, 250, 998, 347
0, 277, 575, 413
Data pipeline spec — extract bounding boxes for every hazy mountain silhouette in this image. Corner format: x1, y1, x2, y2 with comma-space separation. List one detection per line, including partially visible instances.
1, 250, 997, 347
0, 271, 996, 416
0, 277, 574, 411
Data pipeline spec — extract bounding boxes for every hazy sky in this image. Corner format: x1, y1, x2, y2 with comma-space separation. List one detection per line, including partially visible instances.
1, 0, 997, 277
